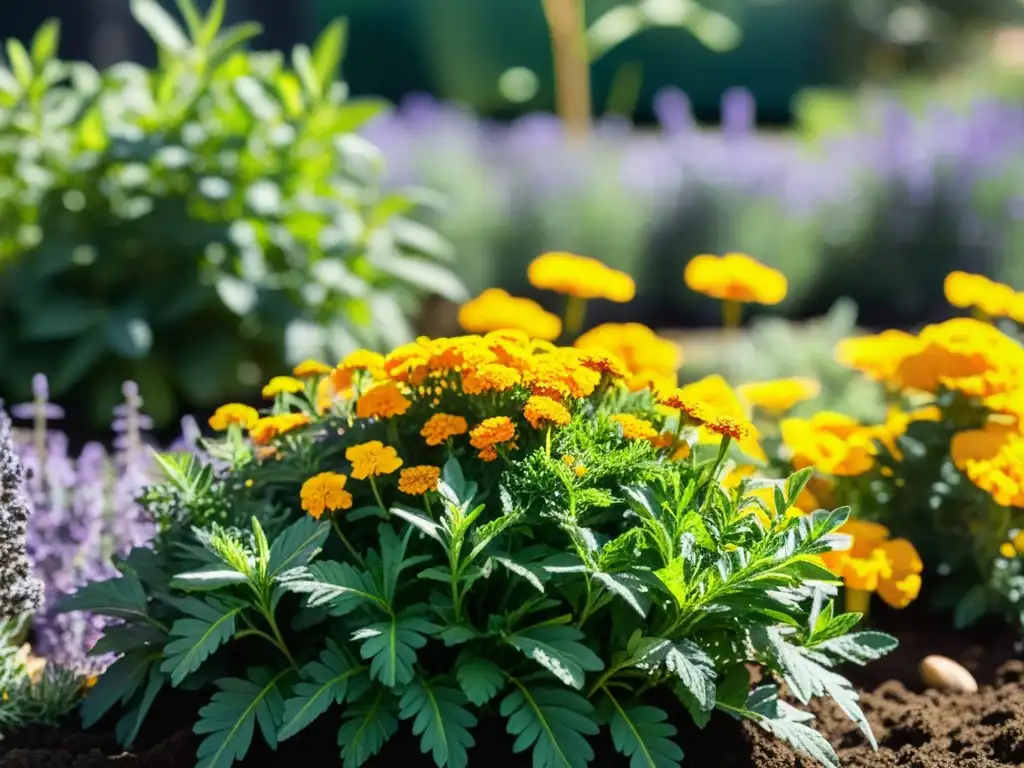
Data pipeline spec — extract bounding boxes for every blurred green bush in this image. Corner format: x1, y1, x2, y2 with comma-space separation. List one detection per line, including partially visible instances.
0, 0, 462, 428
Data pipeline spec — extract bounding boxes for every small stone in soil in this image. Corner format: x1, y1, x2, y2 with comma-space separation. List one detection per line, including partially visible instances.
920, 654, 979, 694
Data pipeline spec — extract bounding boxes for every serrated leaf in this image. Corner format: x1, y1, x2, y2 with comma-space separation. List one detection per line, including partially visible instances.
115, 665, 167, 747
500, 683, 598, 768
194, 668, 288, 768
641, 639, 715, 711
160, 597, 242, 686
492, 556, 546, 593
268, 517, 331, 580
673, 683, 711, 729
170, 565, 249, 591
338, 688, 399, 768
605, 696, 684, 768
390, 505, 443, 542
284, 560, 383, 615
399, 678, 477, 768
456, 658, 505, 706
813, 632, 898, 665
506, 623, 604, 690
354, 614, 439, 687
593, 571, 649, 617
278, 639, 366, 741
744, 687, 839, 768
57, 570, 152, 624
81, 651, 154, 729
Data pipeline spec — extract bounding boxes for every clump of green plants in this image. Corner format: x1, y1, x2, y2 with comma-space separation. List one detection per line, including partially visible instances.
0, 0, 461, 426
61, 331, 895, 767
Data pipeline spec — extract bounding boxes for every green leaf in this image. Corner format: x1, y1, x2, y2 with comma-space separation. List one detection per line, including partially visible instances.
954, 585, 989, 630
500, 682, 598, 768
398, 678, 477, 768
637, 639, 715, 712
175, 0, 204, 39
131, 0, 190, 53
81, 651, 154, 729
370, 251, 467, 302
785, 467, 815, 509
353, 614, 439, 687
267, 517, 331, 580
506, 622, 604, 690
278, 639, 366, 742
813, 632, 898, 665
743, 686, 839, 768
456, 657, 505, 706
604, 696, 684, 768
30, 19, 60, 67
311, 19, 347, 95
115, 665, 167, 747
714, 665, 751, 709
22, 299, 103, 339
215, 274, 258, 316
592, 571, 648, 617
194, 668, 288, 768
57, 570, 152, 624
49, 329, 107, 392
88, 624, 167, 657
170, 565, 248, 591
338, 687, 399, 768
5, 39, 32, 87
672, 684, 711, 729
104, 305, 153, 358
285, 560, 383, 615
160, 597, 242, 686
492, 556, 546, 593
390, 505, 443, 542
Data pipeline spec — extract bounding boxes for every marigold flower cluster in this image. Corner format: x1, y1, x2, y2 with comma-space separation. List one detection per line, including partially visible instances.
527, 252, 636, 303
820, 520, 923, 610
683, 253, 787, 306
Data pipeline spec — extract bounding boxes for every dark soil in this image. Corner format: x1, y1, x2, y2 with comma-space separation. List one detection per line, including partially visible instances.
2, 603, 1020, 768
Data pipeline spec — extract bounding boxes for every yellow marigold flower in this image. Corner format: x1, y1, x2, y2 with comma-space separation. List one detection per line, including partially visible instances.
951, 423, 1024, 507
261, 375, 304, 399
1013, 530, 1024, 553
683, 253, 787, 305
249, 413, 311, 444
737, 378, 821, 415
461, 363, 522, 395
781, 413, 876, 477
421, 413, 469, 446
293, 359, 333, 378
576, 349, 630, 379
522, 357, 572, 400
705, 416, 751, 441
820, 521, 922, 610
677, 375, 766, 463
458, 289, 563, 341
893, 318, 1024, 398
562, 454, 576, 466
398, 465, 441, 495
300, 472, 353, 519
575, 323, 681, 377
355, 382, 412, 420
944, 271, 1017, 317
314, 377, 347, 416
834, 330, 920, 383
528, 252, 636, 302
574, 465, 587, 477
561, 359, 602, 398
628, 370, 677, 396
1001, 542, 1018, 559
656, 389, 708, 425
611, 414, 658, 442
209, 403, 259, 431
524, 395, 571, 429
469, 416, 517, 452
331, 349, 387, 391
346, 441, 403, 479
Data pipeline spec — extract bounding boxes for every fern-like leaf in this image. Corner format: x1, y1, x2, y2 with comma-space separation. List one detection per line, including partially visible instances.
500, 681, 599, 768
353, 614, 438, 688
194, 667, 289, 768
285, 560, 384, 615
160, 597, 242, 686
267, 517, 330, 580
456, 657, 505, 706
505, 622, 603, 690
278, 639, 367, 741
398, 677, 477, 768
603, 693, 684, 768
338, 688, 399, 768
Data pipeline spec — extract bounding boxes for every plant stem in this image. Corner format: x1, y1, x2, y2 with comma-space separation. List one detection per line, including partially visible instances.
563, 295, 588, 339
541, 0, 591, 139
332, 518, 365, 567
722, 299, 742, 330
233, 628, 280, 647
369, 476, 389, 517
545, 426, 552, 457
263, 609, 298, 670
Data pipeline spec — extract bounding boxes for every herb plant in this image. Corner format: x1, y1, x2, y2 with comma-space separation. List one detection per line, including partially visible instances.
63, 331, 895, 768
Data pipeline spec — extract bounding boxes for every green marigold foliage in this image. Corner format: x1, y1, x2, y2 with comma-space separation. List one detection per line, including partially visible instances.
61, 379, 895, 768
0, 0, 461, 425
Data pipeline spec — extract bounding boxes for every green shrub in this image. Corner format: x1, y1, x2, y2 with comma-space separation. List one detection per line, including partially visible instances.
0, 0, 462, 427
61, 334, 895, 768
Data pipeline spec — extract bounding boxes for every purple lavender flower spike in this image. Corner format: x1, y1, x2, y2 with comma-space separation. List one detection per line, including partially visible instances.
653, 87, 694, 135
721, 87, 756, 139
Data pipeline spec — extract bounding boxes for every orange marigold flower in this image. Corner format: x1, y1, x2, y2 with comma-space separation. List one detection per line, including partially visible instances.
524, 395, 571, 429
611, 414, 658, 442
577, 349, 630, 379
780, 412, 876, 477
469, 416, 517, 452
209, 403, 260, 431
649, 431, 675, 450
575, 323, 682, 378
331, 349, 387, 390
300, 472, 353, 519
461, 363, 522, 395
737, 378, 821, 415
249, 413, 312, 444
834, 330, 920, 382
677, 375, 766, 464
656, 389, 708, 424
355, 382, 412, 420
398, 465, 441, 495
683, 253, 787, 305
705, 416, 750, 440
293, 359, 333, 378
528, 252, 636, 302
261, 376, 304, 398
421, 413, 469, 446
346, 441, 403, 479
951, 423, 1024, 507
458, 288, 563, 341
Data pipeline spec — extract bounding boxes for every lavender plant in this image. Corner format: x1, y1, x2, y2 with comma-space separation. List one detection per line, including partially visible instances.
14, 376, 163, 673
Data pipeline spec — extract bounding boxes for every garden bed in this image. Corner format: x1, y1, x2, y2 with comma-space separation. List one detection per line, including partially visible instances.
2, 602, 1019, 768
